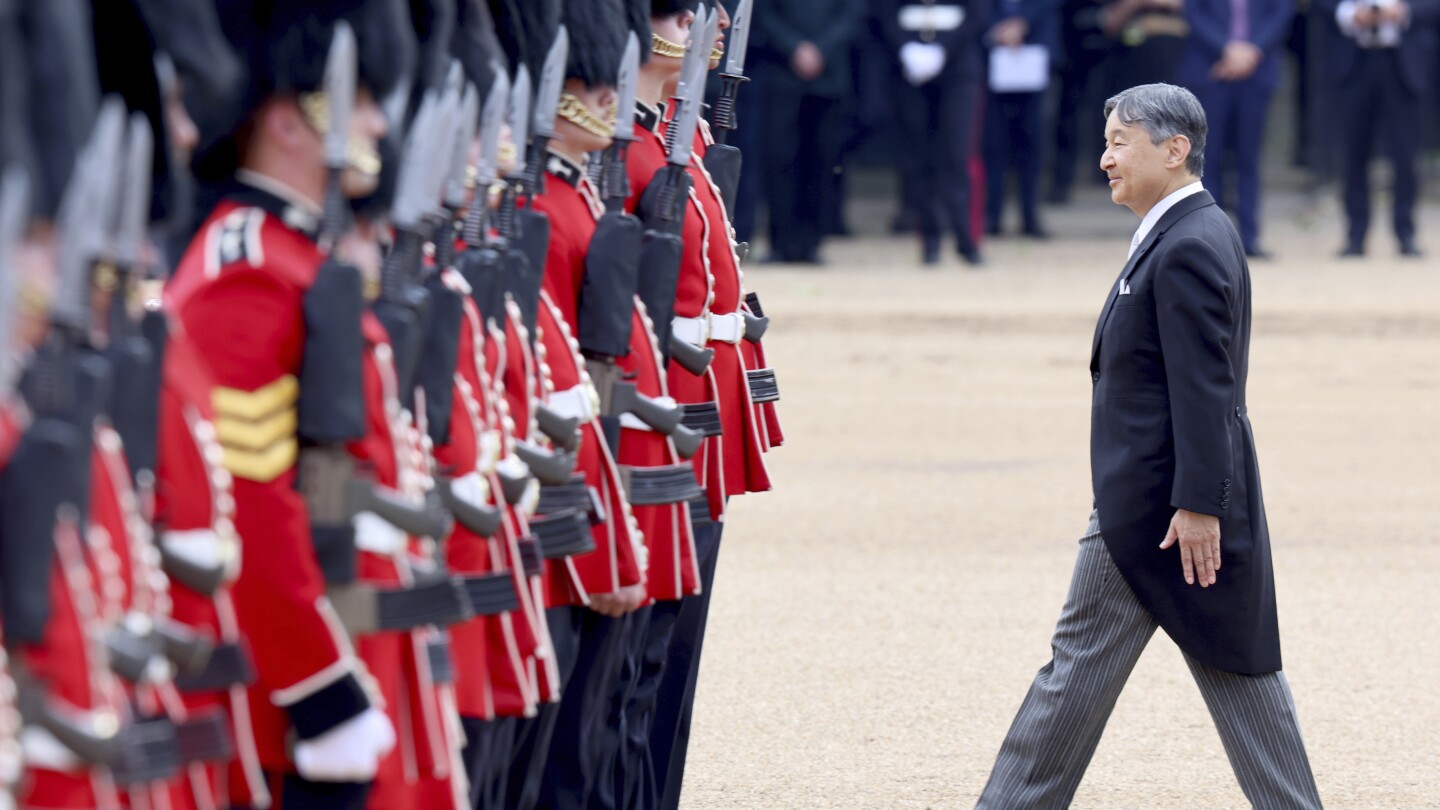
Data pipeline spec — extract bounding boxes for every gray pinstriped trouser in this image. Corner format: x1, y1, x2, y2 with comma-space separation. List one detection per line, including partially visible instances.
976, 513, 1323, 809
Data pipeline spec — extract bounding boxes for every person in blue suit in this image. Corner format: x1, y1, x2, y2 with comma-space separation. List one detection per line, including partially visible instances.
983, 0, 1062, 238
1176, 0, 1293, 258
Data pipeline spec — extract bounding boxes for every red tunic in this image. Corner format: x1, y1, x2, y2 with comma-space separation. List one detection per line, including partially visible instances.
529, 158, 644, 597
157, 324, 268, 807
625, 105, 728, 521
165, 181, 380, 773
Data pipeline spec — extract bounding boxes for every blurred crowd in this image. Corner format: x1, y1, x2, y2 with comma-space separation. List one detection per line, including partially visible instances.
734, 0, 1440, 264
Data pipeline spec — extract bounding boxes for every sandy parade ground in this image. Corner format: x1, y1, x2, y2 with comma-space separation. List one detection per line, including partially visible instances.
680, 185, 1440, 809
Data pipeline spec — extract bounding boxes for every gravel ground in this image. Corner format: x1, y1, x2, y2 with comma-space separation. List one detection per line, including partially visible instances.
680, 187, 1440, 809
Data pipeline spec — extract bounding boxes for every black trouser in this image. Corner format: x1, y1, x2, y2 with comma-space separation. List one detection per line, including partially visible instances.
894, 72, 981, 254
505, 605, 584, 810
651, 519, 724, 810
617, 601, 682, 809
763, 80, 845, 262
1338, 49, 1422, 248
536, 608, 633, 809
469, 714, 515, 810
984, 90, 1045, 232
587, 604, 653, 810
261, 770, 371, 810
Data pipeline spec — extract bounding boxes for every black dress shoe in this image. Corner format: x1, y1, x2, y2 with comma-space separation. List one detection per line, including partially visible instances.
1400, 242, 1423, 258
1022, 225, 1051, 240
921, 236, 941, 265
959, 247, 985, 266
1244, 247, 1273, 260
1338, 243, 1364, 258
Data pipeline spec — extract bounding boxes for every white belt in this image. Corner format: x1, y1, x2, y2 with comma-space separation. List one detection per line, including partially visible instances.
161, 528, 240, 582
672, 312, 745, 346
478, 429, 503, 475
354, 511, 408, 555
546, 384, 599, 421
620, 396, 677, 432
21, 724, 102, 772
899, 5, 964, 31
450, 470, 492, 511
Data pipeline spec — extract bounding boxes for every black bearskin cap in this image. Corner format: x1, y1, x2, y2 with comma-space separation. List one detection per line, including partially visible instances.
451, 0, 503, 98
488, 0, 560, 85
625, 0, 651, 64
195, 0, 416, 183
134, 0, 244, 100
11, 0, 101, 220
651, 0, 697, 17
564, 0, 625, 87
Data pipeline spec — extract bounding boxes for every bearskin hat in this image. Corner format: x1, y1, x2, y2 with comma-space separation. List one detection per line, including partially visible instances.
625, 0, 651, 63
194, 0, 416, 183
651, 0, 697, 17
11, 0, 101, 220
134, 0, 243, 100
489, 0, 558, 83
564, 0, 626, 88
450, 0, 504, 98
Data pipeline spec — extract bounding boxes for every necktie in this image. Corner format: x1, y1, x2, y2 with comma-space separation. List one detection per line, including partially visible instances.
1230, 0, 1249, 41
1128, 230, 1142, 259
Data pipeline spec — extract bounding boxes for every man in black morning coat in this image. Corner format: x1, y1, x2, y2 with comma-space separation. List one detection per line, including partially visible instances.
975, 83, 1324, 809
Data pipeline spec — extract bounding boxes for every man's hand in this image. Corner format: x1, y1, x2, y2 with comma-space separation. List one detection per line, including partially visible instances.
1212, 41, 1262, 80
990, 17, 1030, 47
1159, 508, 1221, 587
1377, 1, 1409, 25
1352, 3, 1379, 27
791, 41, 825, 81
587, 584, 648, 617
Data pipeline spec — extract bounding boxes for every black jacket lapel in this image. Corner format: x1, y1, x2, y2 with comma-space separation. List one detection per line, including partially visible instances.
1089, 190, 1216, 368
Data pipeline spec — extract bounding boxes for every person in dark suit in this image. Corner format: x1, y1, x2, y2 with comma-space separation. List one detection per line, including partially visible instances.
755, 0, 866, 264
878, 0, 994, 265
1315, 0, 1438, 256
983, 0, 1062, 238
976, 83, 1323, 809
1176, 0, 1293, 258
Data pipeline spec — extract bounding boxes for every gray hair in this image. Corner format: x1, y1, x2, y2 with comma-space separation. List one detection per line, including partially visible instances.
1104, 83, 1207, 178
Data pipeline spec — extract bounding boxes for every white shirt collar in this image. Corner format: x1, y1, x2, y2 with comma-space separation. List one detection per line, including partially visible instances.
1129, 181, 1205, 258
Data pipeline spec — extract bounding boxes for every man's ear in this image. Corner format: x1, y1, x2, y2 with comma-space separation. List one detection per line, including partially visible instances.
1167, 134, 1192, 171
258, 99, 308, 154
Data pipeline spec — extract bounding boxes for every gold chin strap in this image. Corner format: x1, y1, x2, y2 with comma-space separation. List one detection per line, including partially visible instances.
558, 92, 616, 139
710, 47, 725, 61
652, 33, 686, 59
300, 91, 382, 177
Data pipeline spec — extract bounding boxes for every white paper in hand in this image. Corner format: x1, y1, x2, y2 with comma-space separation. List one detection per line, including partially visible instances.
988, 45, 1049, 93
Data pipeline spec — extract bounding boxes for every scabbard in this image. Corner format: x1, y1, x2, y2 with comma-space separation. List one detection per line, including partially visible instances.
426, 636, 455, 685
529, 510, 595, 559
463, 573, 520, 615
746, 367, 780, 403
109, 716, 181, 787
744, 291, 766, 319
516, 537, 544, 577
620, 464, 704, 506
174, 711, 234, 765
173, 641, 256, 694
679, 401, 723, 437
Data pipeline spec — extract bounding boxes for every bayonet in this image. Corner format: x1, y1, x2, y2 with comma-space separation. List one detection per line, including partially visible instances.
462, 67, 511, 249
713, 0, 755, 142
505, 66, 533, 183
0, 167, 28, 392
114, 115, 153, 271
532, 26, 570, 141
599, 33, 642, 211
665, 6, 712, 167
53, 97, 126, 336
526, 26, 569, 194
444, 81, 480, 212
320, 21, 357, 246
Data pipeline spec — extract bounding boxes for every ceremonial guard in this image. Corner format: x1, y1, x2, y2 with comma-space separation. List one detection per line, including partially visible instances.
165, 2, 406, 805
